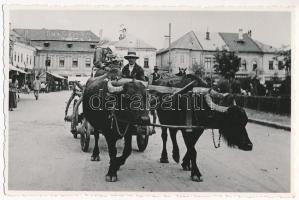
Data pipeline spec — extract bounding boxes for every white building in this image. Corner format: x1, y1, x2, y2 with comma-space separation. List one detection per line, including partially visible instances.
157, 29, 287, 81
10, 30, 36, 71
14, 28, 100, 77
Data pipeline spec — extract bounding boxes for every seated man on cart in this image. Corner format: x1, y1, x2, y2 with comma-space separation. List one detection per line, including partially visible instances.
121, 51, 146, 81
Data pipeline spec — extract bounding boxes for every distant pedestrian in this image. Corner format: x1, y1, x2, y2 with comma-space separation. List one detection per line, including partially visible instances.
9, 78, 18, 111
33, 76, 41, 100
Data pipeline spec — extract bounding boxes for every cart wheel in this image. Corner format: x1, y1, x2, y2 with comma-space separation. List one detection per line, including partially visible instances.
136, 127, 149, 152
80, 119, 91, 152
71, 99, 78, 138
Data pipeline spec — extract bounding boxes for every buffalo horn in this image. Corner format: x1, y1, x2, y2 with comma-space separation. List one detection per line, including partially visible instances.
205, 94, 228, 113
107, 80, 123, 93
113, 78, 148, 87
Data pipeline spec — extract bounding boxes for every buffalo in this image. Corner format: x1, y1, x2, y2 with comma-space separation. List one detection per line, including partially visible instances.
83, 75, 150, 182
150, 74, 253, 182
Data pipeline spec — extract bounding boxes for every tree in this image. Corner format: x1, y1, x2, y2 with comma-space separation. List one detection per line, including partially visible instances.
213, 50, 241, 79
281, 49, 291, 75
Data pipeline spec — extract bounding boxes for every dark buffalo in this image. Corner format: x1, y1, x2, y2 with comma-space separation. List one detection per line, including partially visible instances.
150, 74, 253, 182
83, 76, 150, 182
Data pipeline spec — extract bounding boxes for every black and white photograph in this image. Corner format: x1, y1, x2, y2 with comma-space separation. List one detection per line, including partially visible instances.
3, 6, 294, 196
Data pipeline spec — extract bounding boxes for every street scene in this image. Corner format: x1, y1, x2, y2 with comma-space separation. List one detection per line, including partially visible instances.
7, 10, 291, 193
8, 91, 290, 192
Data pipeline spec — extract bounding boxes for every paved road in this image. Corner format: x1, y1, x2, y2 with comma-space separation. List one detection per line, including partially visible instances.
8, 91, 291, 192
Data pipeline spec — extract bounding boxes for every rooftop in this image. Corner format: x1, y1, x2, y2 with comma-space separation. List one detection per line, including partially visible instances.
106, 34, 156, 50
13, 28, 100, 42
219, 32, 262, 53
30, 40, 97, 52
253, 40, 279, 53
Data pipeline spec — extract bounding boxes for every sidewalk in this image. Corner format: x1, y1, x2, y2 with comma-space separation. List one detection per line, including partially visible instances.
244, 108, 291, 131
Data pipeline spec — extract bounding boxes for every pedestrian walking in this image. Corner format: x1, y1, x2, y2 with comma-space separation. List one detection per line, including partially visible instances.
33, 76, 41, 100
122, 51, 145, 81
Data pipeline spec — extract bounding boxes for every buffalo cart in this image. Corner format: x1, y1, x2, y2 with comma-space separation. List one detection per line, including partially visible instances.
64, 80, 154, 152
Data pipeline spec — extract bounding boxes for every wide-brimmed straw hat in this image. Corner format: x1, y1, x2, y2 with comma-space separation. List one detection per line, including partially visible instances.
124, 51, 139, 59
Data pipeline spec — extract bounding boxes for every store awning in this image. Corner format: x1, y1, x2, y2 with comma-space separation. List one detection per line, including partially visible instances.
9, 64, 28, 74
46, 72, 66, 80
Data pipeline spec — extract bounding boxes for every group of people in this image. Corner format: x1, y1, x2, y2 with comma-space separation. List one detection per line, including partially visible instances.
9, 75, 42, 111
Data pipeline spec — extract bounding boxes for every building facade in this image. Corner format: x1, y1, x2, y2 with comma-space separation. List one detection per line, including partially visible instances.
156, 30, 287, 81
10, 30, 36, 71
106, 34, 156, 76
14, 28, 100, 77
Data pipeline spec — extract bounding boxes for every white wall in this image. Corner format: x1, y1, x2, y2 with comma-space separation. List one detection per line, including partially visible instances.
12, 42, 36, 70
261, 53, 286, 80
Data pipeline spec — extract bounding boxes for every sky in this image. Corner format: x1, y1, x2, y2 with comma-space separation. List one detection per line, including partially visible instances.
10, 10, 291, 49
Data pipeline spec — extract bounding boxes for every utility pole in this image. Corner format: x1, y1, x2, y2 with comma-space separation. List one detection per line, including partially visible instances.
164, 23, 171, 72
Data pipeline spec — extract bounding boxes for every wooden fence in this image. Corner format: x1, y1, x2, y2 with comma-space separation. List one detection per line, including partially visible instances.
234, 95, 291, 116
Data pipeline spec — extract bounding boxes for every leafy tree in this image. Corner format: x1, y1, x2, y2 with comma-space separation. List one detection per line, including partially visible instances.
213, 50, 241, 79
274, 49, 291, 75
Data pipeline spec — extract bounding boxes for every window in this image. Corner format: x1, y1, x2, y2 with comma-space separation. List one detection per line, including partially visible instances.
59, 57, 65, 68
72, 58, 78, 68
85, 58, 91, 68
18, 54, 19, 62
241, 60, 247, 71
252, 61, 257, 71
204, 57, 212, 69
14, 53, 16, 61
30, 56, 32, 65
278, 61, 284, 70
192, 58, 196, 66
180, 55, 184, 64
26, 55, 29, 64
67, 43, 73, 48
21, 53, 23, 62
44, 42, 50, 47
269, 60, 274, 70
144, 58, 149, 68
45, 57, 51, 67
90, 44, 96, 49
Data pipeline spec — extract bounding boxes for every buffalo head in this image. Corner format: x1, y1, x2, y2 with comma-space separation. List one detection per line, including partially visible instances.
107, 80, 150, 126
219, 106, 253, 151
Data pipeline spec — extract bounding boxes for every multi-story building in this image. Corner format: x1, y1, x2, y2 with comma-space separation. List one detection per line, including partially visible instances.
10, 30, 36, 72
156, 29, 287, 81
106, 34, 157, 76
13, 28, 100, 77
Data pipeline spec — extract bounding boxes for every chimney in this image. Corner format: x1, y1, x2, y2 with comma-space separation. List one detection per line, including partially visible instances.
163, 37, 169, 49
99, 29, 103, 40
248, 30, 252, 37
238, 28, 243, 40
206, 31, 210, 40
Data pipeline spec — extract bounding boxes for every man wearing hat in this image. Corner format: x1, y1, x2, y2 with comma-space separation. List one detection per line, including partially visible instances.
122, 51, 145, 81
151, 66, 161, 85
